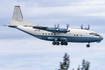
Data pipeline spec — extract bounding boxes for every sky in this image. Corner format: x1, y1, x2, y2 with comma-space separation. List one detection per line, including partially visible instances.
0, 0, 105, 70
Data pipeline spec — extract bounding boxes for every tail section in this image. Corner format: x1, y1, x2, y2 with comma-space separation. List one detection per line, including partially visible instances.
12, 6, 23, 21
9, 6, 37, 26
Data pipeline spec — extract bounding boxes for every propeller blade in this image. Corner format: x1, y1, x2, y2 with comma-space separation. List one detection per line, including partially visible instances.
57, 24, 60, 32
81, 24, 83, 29
66, 24, 70, 32
87, 25, 90, 30
67, 24, 69, 30
54, 24, 57, 33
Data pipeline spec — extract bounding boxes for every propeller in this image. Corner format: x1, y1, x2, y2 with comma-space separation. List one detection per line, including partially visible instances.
67, 24, 69, 30
81, 25, 90, 30
54, 24, 59, 32
87, 25, 90, 30
66, 24, 70, 32
57, 24, 60, 31
54, 24, 70, 32
81, 24, 83, 29
54, 24, 57, 33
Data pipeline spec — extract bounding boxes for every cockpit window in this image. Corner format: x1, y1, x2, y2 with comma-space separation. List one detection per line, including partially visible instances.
89, 33, 100, 36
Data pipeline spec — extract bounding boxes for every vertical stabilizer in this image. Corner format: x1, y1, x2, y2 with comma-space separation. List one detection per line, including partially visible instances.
12, 6, 23, 21
9, 6, 37, 26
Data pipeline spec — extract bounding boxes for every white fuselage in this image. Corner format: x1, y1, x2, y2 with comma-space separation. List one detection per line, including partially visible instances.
16, 25, 103, 43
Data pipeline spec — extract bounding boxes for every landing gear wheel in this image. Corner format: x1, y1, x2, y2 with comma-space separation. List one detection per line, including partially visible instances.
61, 42, 64, 45
65, 42, 68, 45
56, 42, 59, 45
52, 41, 56, 45
86, 44, 90, 48
52, 41, 59, 45
61, 42, 68, 46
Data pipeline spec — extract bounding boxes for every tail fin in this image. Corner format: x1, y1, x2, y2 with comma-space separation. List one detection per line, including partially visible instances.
12, 6, 23, 21
9, 6, 37, 26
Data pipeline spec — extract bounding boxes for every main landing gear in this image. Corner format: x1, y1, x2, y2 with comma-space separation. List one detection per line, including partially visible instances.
52, 42, 91, 47
52, 41, 68, 46
86, 43, 90, 48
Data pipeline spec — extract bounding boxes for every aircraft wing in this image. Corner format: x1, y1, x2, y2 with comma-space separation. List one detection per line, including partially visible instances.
33, 26, 56, 32
33, 26, 70, 33
33, 26, 48, 30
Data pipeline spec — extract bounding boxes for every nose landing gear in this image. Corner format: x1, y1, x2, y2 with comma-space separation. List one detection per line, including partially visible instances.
52, 42, 91, 47
86, 43, 90, 48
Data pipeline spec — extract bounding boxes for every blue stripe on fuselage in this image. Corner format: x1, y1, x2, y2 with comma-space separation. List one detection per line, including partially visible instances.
36, 35, 101, 43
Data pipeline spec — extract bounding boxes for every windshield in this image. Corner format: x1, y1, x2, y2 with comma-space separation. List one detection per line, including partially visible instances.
89, 33, 100, 36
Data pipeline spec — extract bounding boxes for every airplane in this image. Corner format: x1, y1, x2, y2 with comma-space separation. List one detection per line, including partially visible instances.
4, 6, 103, 48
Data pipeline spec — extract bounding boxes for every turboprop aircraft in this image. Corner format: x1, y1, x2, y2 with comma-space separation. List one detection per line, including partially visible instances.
4, 6, 103, 48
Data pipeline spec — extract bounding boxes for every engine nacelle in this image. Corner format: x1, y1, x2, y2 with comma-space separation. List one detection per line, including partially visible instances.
47, 27, 70, 33
47, 27, 55, 32
58, 28, 67, 33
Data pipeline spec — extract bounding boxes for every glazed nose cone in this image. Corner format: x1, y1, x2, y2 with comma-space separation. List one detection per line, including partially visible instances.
100, 36, 103, 40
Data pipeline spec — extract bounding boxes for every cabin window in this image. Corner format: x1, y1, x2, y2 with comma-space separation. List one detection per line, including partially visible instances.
51, 33, 53, 35
48, 33, 50, 35
77, 35, 78, 36
46, 33, 47, 35
43, 33, 44, 35
81, 35, 82, 36
74, 35, 76, 36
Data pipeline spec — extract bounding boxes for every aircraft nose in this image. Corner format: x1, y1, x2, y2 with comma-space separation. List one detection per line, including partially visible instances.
100, 36, 103, 40
101, 36, 103, 40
